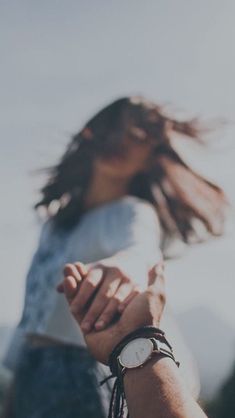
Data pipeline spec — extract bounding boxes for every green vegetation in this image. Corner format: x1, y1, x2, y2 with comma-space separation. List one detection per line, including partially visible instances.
206, 362, 235, 418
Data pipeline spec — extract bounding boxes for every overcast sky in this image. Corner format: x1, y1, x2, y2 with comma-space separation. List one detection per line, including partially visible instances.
0, 0, 235, 328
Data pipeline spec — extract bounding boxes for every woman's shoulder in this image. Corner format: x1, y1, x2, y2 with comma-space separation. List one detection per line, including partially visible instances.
92, 195, 156, 217
38, 219, 58, 244
84, 196, 160, 231
109, 196, 159, 222
35, 219, 70, 257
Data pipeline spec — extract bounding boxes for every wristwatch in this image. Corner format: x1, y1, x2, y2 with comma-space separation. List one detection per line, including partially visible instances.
117, 337, 177, 372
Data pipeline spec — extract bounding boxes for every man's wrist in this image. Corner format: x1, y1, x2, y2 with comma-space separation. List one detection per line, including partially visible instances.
123, 354, 176, 382
108, 326, 177, 380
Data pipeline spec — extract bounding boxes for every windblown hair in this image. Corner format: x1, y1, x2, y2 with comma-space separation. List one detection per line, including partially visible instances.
36, 96, 227, 244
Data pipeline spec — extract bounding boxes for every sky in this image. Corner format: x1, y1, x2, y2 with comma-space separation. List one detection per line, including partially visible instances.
0, 0, 235, 331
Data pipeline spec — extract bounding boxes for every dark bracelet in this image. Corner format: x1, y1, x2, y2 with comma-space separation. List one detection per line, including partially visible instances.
101, 326, 179, 418
109, 325, 172, 377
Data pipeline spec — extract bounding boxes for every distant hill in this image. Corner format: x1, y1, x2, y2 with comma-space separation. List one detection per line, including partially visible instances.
0, 326, 13, 412
0, 325, 13, 361
177, 307, 235, 401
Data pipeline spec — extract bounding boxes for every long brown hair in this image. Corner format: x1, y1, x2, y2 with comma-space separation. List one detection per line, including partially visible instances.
36, 96, 227, 243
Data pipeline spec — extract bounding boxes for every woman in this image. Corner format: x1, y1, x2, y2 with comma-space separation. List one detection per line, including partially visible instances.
4, 97, 227, 418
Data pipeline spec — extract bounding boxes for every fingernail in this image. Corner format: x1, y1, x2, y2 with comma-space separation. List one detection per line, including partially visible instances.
95, 320, 105, 330
81, 322, 91, 332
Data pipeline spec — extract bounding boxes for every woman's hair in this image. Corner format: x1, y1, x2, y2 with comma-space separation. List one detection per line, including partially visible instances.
35, 96, 227, 244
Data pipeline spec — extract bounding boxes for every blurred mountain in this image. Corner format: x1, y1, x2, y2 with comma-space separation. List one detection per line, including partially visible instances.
0, 325, 13, 361
177, 307, 235, 401
0, 326, 13, 412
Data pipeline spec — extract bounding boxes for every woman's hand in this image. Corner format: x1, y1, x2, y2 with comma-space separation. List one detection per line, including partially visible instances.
57, 262, 141, 333
61, 263, 165, 364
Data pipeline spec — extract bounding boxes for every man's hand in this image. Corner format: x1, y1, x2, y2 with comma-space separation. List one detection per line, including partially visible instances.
58, 261, 141, 333
60, 262, 165, 364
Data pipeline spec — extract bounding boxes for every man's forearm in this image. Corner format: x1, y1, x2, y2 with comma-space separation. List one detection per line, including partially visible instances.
124, 357, 207, 418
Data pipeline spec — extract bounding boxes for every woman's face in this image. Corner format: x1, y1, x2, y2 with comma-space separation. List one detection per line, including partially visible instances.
94, 135, 155, 180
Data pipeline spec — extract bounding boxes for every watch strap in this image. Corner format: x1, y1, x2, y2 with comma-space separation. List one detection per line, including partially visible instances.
151, 338, 179, 365
109, 326, 179, 378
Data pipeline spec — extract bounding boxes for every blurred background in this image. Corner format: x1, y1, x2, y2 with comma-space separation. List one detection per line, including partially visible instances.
0, 1, 235, 415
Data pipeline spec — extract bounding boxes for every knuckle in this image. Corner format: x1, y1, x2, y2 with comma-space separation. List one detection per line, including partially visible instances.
121, 275, 130, 283
100, 292, 110, 303
108, 266, 119, 273
104, 274, 113, 284
101, 309, 115, 321
105, 288, 115, 298
85, 312, 96, 322
108, 266, 122, 277
86, 280, 97, 289
85, 305, 102, 321
112, 294, 122, 303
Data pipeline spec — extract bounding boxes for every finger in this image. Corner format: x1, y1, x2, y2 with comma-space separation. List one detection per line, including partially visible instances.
118, 287, 141, 313
70, 267, 104, 316
64, 276, 79, 303
74, 262, 88, 277
64, 263, 83, 283
147, 263, 166, 308
95, 282, 134, 330
80, 274, 121, 333
58, 262, 85, 293
57, 282, 64, 293
148, 261, 164, 286
94, 298, 120, 331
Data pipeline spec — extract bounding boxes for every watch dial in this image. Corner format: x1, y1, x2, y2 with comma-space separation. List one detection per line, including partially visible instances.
119, 338, 153, 368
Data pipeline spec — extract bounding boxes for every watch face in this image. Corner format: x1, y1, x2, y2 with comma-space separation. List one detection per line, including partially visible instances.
119, 338, 153, 368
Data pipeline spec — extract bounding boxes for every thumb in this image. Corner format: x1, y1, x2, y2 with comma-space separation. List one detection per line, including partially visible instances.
148, 260, 164, 286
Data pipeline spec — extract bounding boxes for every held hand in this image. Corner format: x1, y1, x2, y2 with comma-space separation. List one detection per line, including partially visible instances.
58, 261, 141, 333
60, 263, 165, 364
